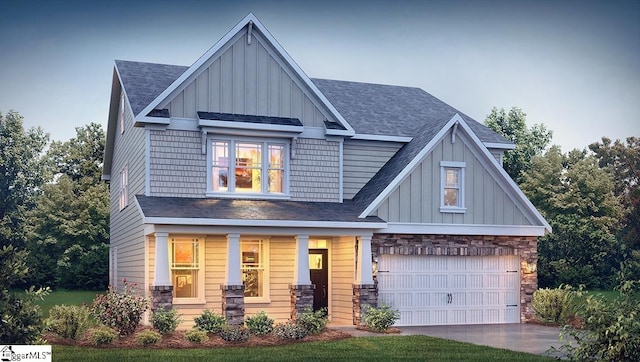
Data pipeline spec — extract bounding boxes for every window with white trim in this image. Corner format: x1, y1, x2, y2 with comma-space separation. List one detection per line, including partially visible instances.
119, 93, 125, 134
241, 239, 269, 300
209, 138, 288, 196
118, 165, 128, 210
171, 237, 204, 301
440, 161, 466, 212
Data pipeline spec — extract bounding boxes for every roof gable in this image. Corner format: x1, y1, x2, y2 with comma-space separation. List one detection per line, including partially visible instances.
355, 114, 551, 232
135, 13, 354, 135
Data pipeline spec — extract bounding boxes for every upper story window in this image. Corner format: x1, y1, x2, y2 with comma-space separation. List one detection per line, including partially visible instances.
209, 138, 289, 197
118, 165, 128, 210
440, 161, 466, 213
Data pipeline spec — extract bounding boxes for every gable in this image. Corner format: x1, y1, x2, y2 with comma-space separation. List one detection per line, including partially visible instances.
374, 127, 534, 226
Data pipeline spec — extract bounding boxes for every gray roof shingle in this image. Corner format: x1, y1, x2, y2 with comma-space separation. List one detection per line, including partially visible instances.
136, 195, 383, 223
115, 60, 188, 116
197, 112, 303, 127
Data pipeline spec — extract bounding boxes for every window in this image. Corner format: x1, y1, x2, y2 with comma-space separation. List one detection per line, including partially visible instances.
119, 93, 125, 134
118, 165, 128, 210
209, 138, 288, 196
171, 237, 203, 301
440, 161, 466, 212
241, 239, 268, 300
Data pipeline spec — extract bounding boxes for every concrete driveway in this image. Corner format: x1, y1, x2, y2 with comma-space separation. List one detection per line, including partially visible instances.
337, 323, 570, 357
398, 324, 568, 356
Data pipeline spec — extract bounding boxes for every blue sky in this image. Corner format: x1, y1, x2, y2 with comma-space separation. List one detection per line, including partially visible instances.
0, 0, 638, 151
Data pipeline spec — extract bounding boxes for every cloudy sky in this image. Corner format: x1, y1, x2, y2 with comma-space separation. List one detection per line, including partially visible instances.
1, 0, 638, 151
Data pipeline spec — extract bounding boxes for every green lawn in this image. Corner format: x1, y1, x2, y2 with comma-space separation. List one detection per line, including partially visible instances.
52, 335, 555, 361
33, 289, 102, 318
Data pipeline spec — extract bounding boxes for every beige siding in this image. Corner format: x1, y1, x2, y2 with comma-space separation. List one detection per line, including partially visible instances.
245, 236, 295, 322
331, 236, 355, 325
160, 29, 335, 127
290, 138, 341, 202
110, 93, 146, 289
343, 140, 403, 199
375, 129, 533, 226
148, 130, 207, 197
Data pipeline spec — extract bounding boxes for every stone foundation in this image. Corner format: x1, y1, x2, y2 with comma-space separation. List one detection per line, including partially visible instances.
352, 284, 377, 325
289, 284, 314, 320
149, 285, 173, 312
221, 285, 245, 325
372, 234, 538, 323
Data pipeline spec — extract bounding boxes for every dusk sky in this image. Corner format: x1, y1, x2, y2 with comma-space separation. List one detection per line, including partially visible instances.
1, 0, 638, 151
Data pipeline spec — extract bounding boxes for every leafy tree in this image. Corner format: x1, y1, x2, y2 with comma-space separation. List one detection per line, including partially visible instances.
521, 146, 624, 289
23, 123, 109, 289
484, 107, 552, 184
0, 110, 49, 344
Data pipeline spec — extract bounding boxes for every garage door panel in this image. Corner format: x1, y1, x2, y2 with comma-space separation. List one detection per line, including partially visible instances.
378, 255, 520, 326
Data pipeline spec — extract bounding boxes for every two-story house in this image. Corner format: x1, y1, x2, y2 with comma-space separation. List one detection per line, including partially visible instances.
103, 13, 550, 328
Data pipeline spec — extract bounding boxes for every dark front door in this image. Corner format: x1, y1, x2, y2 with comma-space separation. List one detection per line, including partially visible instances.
309, 249, 328, 311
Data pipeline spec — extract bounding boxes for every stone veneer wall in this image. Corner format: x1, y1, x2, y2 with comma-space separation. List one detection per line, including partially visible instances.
352, 284, 377, 325
289, 285, 314, 320
150, 286, 173, 312
371, 234, 538, 323
221, 285, 245, 325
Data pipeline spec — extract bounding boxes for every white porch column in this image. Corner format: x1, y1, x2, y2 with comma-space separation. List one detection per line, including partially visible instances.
154, 232, 171, 286
356, 235, 374, 285
226, 233, 242, 285
293, 234, 311, 285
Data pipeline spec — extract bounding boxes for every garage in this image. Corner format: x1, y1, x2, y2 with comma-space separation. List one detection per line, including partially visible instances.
377, 255, 521, 326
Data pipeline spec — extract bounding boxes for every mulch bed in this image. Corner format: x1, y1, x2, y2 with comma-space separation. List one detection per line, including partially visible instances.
44, 326, 352, 349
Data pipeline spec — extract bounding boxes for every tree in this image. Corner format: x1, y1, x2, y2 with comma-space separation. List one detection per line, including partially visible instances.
521, 146, 624, 288
484, 107, 552, 184
23, 123, 109, 290
0, 110, 49, 344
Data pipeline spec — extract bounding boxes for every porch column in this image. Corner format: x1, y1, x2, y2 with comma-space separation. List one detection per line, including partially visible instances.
353, 234, 377, 325
290, 234, 314, 319
151, 232, 172, 311
222, 233, 244, 324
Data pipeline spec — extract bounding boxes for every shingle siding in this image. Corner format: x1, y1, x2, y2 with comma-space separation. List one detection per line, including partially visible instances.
149, 130, 207, 197
290, 138, 340, 202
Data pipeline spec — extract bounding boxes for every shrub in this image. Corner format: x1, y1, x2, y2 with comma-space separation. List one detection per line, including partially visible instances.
136, 330, 162, 346
46, 304, 91, 340
245, 310, 274, 336
0, 286, 50, 344
218, 325, 250, 342
362, 304, 400, 332
89, 280, 149, 336
296, 308, 327, 335
532, 285, 580, 324
557, 280, 640, 361
273, 321, 307, 340
88, 326, 118, 346
184, 329, 208, 343
194, 309, 227, 333
152, 309, 181, 335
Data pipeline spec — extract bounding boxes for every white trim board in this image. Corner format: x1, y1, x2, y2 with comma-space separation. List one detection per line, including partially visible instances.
379, 223, 547, 237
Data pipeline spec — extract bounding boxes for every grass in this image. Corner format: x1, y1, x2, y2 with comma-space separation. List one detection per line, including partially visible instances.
52, 335, 555, 361
30, 289, 102, 318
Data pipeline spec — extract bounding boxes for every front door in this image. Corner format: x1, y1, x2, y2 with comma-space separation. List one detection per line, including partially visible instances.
309, 249, 328, 311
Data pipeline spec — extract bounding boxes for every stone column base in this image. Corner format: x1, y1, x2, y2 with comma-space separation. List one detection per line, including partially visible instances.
353, 284, 377, 325
221, 285, 245, 325
289, 284, 314, 320
150, 285, 173, 312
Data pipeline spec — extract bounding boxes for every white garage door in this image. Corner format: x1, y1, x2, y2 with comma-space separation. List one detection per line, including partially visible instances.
378, 255, 520, 326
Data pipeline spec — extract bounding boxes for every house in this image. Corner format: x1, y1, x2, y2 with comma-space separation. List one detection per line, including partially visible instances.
102, 13, 551, 328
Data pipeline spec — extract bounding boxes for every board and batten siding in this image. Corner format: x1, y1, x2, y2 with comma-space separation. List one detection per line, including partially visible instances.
331, 236, 355, 325
148, 129, 207, 198
159, 28, 335, 128
290, 138, 340, 202
375, 129, 533, 226
110, 93, 146, 289
343, 139, 404, 199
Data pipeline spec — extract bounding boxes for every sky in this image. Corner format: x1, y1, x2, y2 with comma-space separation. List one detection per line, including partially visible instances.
0, 0, 638, 151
